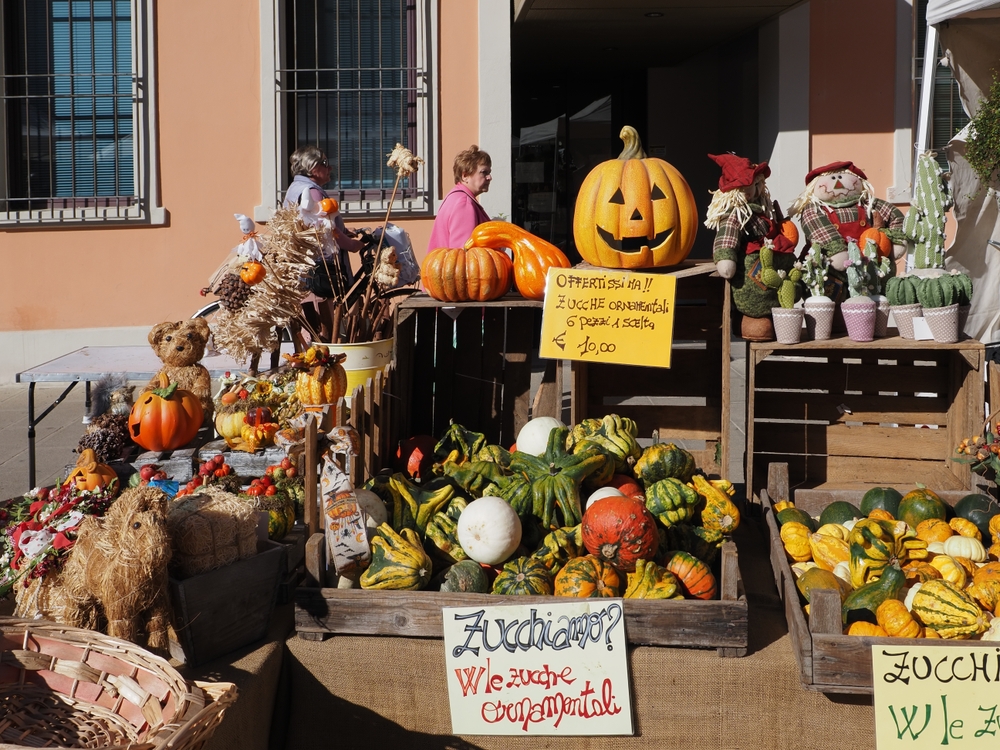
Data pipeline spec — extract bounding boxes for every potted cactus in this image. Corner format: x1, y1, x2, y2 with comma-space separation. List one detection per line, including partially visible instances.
903, 152, 973, 342
800, 244, 835, 340
885, 275, 922, 339
760, 242, 804, 344
861, 236, 893, 337
840, 239, 879, 342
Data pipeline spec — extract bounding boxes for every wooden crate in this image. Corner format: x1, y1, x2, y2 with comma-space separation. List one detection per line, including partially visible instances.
762, 462, 983, 694
169, 539, 286, 667
570, 262, 731, 478
393, 294, 551, 450
294, 535, 748, 656
746, 335, 986, 498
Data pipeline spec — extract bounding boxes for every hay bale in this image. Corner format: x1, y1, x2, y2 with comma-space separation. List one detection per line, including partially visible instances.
167, 486, 258, 578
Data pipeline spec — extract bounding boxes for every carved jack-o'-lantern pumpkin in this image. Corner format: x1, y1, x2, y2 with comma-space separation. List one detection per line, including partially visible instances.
573, 126, 697, 269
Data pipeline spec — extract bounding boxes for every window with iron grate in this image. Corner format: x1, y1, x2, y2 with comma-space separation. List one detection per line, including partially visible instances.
0, 0, 161, 225
276, 0, 431, 216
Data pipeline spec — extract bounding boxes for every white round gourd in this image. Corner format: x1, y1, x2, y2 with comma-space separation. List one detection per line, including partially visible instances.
516, 416, 566, 456
943, 534, 987, 562
457, 496, 522, 565
585, 486, 626, 511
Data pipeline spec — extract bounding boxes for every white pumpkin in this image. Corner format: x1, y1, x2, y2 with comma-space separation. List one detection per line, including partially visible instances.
457, 496, 522, 565
904, 582, 923, 612
585, 486, 626, 511
515, 416, 565, 456
354, 488, 389, 537
943, 534, 988, 562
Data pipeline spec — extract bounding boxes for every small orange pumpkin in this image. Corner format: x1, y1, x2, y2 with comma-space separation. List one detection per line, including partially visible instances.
128, 373, 204, 452
779, 218, 799, 247
319, 197, 339, 214
553, 555, 622, 598
858, 227, 891, 258
240, 261, 266, 285
421, 245, 514, 302
665, 550, 717, 600
916, 518, 954, 544
64, 449, 119, 494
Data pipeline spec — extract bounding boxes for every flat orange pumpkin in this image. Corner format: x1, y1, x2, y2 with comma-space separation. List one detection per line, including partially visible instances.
572, 125, 697, 269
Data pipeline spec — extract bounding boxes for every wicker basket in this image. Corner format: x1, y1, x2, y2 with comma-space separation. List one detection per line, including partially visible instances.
0, 618, 237, 749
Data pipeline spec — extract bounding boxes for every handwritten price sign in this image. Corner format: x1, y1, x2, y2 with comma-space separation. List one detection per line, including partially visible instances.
442, 601, 633, 736
873, 645, 1000, 747
539, 267, 676, 368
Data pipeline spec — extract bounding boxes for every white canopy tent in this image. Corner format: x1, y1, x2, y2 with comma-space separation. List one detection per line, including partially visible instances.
919, 0, 1000, 342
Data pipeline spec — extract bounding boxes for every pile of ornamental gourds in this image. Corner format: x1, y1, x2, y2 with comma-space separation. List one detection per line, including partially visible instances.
777, 486, 1000, 639
357, 415, 740, 599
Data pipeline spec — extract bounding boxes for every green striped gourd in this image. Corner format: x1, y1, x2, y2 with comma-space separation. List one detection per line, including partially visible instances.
360, 523, 433, 591
492, 556, 554, 595
425, 512, 468, 565
911, 579, 989, 639
635, 443, 695, 486
644, 477, 700, 527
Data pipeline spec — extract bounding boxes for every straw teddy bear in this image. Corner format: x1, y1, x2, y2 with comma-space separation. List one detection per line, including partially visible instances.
15, 485, 174, 655
147, 319, 214, 423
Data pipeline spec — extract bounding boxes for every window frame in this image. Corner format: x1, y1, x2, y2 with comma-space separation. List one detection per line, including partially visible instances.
256, 0, 437, 221
0, 0, 164, 227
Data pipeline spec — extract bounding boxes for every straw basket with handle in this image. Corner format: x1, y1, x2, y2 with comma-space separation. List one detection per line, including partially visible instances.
0, 618, 236, 749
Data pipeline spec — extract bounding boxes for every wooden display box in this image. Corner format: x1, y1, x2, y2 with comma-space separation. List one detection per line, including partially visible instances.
763, 463, 979, 694
169, 539, 286, 667
570, 262, 731, 478
294, 535, 748, 656
393, 294, 547, 450
746, 335, 986, 498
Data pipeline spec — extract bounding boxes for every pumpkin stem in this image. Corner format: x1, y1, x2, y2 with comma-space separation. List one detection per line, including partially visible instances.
618, 126, 647, 160
151, 381, 179, 400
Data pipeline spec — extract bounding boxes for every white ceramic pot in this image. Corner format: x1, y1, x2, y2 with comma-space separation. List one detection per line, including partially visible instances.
803, 296, 835, 341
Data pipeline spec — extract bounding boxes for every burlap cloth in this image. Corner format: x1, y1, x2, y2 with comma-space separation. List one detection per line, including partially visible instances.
282, 517, 878, 749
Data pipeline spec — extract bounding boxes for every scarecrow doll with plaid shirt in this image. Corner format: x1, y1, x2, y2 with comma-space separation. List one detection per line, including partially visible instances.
705, 152, 798, 341
787, 161, 906, 300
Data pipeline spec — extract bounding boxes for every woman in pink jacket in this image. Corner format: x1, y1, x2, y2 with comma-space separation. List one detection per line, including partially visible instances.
427, 145, 492, 251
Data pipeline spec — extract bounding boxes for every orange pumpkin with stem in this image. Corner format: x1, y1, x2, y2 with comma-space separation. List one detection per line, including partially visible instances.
421, 245, 513, 302
64, 449, 119, 494
128, 373, 204, 451
859, 227, 892, 258
240, 261, 267, 285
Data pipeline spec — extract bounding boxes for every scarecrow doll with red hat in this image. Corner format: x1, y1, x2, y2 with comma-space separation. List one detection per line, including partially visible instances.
705, 152, 798, 340
787, 161, 906, 300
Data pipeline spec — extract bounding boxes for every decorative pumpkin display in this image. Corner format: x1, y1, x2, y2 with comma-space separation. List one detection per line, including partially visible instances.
439, 560, 492, 593
553, 555, 622, 598
283, 345, 349, 405
644, 477, 700, 528
876, 598, 924, 638
515, 416, 566, 457
911, 579, 989, 639
64, 449, 119, 494
634, 443, 696, 486
665, 551, 717, 600
897, 488, 947, 530
624, 559, 681, 599
505, 427, 606, 528
359, 523, 433, 591
214, 408, 248, 448
492, 556, 554, 596
128, 373, 204, 452
465, 222, 571, 300
572, 126, 697, 269
239, 261, 266, 285
581, 495, 659, 573
690, 474, 741, 533
239, 408, 280, 452
421, 245, 514, 302
566, 414, 642, 475
456, 496, 522, 565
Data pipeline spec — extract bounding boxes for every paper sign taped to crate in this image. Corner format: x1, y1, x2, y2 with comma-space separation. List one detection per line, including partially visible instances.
442, 600, 633, 736
539, 267, 676, 368
873, 644, 1000, 747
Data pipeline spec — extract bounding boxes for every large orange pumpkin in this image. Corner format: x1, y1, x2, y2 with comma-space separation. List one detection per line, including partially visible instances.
128, 373, 204, 452
581, 495, 659, 573
421, 245, 513, 302
572, 126, 697, 269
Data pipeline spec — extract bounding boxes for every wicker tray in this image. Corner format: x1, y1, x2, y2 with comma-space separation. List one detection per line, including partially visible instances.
0, 618, 237, 749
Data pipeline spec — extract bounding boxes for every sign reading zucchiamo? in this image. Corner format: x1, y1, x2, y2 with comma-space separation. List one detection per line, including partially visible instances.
873, 644, 1000, 747
539, 266, 676, 368
443, 600, 633, 736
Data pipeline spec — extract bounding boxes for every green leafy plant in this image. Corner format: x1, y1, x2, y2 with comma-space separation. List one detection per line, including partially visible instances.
965, 71, 1000, 192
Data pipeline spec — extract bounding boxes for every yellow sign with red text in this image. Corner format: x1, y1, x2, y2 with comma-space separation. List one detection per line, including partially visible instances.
539, 267, 676, 368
